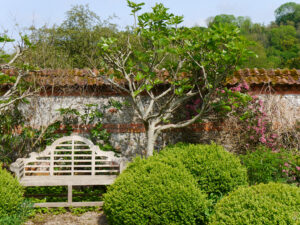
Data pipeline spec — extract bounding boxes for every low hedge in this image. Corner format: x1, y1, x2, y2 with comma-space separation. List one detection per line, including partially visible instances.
209, 182, 300, 225
103, 157, 210, 225
157, 143, 248, 196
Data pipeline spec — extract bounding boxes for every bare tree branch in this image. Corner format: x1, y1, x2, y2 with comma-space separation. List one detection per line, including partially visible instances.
0, 89, 34, 111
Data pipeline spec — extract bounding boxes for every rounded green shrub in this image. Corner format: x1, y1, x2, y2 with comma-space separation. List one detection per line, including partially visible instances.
157, 143, 248, 196
209, 183, 300, 225
240, 146, 299, 185
0, 165, 24, 217
103, 157, 210, 225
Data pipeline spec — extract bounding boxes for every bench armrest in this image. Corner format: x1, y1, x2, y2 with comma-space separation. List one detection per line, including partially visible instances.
10, 158, 25, 179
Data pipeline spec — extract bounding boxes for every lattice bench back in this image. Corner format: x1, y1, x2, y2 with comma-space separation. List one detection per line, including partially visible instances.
11, 135, 121, 180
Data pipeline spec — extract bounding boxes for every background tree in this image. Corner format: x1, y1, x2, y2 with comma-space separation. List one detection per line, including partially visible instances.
18, 4, 119, 68
15, 2, 300, 70
208, 8, 300, 69
275, 2, 300, 27
207, 14, 237, 27
95, 1, 251, 156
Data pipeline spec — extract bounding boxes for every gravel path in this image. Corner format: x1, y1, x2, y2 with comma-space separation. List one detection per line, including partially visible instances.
25, 212, 109, 225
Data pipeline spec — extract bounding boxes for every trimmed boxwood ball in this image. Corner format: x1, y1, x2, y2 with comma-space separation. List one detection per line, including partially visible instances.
0, 165, 24, 218
157, 143, 248, 196
103, 157, 210, 225
209, 183, 300, 225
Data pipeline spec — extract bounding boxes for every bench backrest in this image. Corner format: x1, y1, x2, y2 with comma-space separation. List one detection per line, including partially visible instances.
11, 135, 122, 179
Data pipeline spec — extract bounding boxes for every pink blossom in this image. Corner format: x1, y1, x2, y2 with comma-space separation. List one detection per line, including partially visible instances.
254, 127, 260, 133
282, 169, 287, 173
242, 81, 250, 90
221, 90, 225, 93
235, 86, 241, 92
296, 166, 300, 171
284, 163, 289, 167
250, 136, 254, 140
259, 136, 266, 143
271, 134, 278, 139
258, 118, 262, 126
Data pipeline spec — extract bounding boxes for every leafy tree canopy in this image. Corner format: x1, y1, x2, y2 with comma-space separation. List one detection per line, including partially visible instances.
275, 2, 300, 27
96, 1, 251, 156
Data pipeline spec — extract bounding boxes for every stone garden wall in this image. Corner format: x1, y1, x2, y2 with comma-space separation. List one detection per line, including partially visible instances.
20, 90, 300, 158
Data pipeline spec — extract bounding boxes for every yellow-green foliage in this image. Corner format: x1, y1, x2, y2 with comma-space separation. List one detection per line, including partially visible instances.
103, 157, 210, 225
209, 183, 300, 225
0, 166, 24, 217
157, 143, 248, 195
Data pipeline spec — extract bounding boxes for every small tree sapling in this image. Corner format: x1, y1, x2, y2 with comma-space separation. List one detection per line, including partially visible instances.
94, 1, 251, 156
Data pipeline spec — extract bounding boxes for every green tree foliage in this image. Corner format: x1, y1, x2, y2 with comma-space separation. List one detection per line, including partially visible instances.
207, 14, 238, 27
14, 2, 300, 69
268, 25, 300, 66
209, 9, 300, 69
275, 2, 300, 27
18, 4, 119, 68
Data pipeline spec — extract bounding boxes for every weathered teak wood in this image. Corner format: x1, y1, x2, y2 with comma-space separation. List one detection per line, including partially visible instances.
34, 201, 104, 208
10, 134, 125, 207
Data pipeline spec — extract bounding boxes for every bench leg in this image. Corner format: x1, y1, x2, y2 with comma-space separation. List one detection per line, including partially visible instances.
68, 185, 72, 204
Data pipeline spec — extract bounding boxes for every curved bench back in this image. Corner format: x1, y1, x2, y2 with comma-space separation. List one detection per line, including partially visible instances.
11, 135, 121, 179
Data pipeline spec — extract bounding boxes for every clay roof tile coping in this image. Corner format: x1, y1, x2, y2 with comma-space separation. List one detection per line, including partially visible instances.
1, 68, 300, 86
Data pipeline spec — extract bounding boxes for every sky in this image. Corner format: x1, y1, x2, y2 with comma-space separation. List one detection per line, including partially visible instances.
0, 0, 299, 40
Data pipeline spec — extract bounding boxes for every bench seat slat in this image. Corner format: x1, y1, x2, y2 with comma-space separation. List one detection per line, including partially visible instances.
26, 164, 50, 167
50, 165, 118, 168
19, 175, 117, 186
34, 201, 103, 208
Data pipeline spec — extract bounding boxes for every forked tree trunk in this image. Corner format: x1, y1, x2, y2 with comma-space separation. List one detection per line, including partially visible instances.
145, 123, 158, 157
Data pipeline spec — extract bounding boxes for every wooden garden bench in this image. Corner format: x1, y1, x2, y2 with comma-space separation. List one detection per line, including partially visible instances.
10, 134, 125, 207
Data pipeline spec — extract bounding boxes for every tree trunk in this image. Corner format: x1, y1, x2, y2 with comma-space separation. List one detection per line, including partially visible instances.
145, 123, 157, 157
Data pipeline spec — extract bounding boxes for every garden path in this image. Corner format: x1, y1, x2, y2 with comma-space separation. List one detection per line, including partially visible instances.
25, 211, 108, 225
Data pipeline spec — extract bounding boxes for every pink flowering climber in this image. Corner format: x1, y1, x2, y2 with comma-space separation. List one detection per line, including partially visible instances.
242, 81, 250, 90
259, 136, 266, 143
